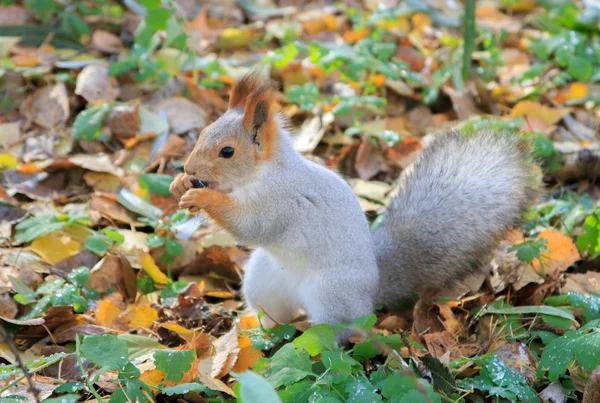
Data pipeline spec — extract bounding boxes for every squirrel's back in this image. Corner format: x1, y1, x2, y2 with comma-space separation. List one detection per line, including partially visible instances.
373, 130, 542, 306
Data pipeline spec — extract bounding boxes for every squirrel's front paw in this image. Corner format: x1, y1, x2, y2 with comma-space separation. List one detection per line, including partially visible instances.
179, 188, 218, 214
170, 173, 196, 200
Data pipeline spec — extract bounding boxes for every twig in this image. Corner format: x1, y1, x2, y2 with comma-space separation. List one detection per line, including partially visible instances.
0, 327, 41, 403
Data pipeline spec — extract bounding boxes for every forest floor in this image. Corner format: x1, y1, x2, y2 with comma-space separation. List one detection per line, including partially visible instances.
1, 0, 600, 402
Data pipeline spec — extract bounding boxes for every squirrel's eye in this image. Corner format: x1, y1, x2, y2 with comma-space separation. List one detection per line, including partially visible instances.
219, 146, 235, 159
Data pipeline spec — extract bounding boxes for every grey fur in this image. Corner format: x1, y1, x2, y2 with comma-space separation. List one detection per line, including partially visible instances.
373, 130, 541, 306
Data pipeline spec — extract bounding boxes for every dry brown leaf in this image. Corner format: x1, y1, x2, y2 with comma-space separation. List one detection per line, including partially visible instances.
91, 29, 123, 54
22, 84, 70, 128
153, 97, 207, 134
75, 64, 119, 103
0, 292, 18, 319
355, 140, 386, 180
106, 103, 140, 138
532, 229, 579, 276
198, 325, 240, 380
69, 153, 124, 177
0, 5, 27, 25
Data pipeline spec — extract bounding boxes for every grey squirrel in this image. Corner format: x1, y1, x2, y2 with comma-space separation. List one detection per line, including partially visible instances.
170, 73, 542, 340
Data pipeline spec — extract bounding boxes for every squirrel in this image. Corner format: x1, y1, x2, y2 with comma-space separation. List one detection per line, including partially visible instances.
170, 73, 543, 340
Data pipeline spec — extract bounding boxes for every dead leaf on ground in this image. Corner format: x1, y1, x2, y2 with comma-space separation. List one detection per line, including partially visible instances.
91, 29, 123, 54
494, 342, 537, 385
75, 64, 120, 103
540, 381, 566, 403
532, 229, 580, 276
106, 103, 140, 138
0, 5, 27, 26
22, 84, 70, 128
355, 140, 386, 180
153, 97, 208, 134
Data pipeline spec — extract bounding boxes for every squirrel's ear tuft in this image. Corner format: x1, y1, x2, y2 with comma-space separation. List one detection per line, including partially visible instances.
242, 84, 277, 130
229, 72, 262, 109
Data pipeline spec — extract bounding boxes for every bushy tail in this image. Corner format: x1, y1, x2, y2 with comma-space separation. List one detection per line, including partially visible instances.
373, 129, 542, 306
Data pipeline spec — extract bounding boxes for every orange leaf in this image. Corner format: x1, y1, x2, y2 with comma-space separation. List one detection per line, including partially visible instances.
118, 304, 158, 330
140, 368, 164, 387
238, 314, 260, 330
160, 323, 196, 342
369, 74, 386, 88
95, 299, 122, 328
18, 163, 43, 174
344, 28, 370, 43
11, 53, 42, 67
231, 346, 263, 373
510, 100, 570, 125
531, 229, 579, 276
569, 83, 589, 100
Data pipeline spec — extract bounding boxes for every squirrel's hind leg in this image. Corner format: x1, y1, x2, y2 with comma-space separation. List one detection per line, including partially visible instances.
242, 248, 300, 328
300, 273, 375, 344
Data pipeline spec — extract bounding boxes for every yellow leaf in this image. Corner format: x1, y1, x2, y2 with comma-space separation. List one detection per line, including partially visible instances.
31, 233, 80, 265
569, 83, 589, 100
139, 252, 168, 285
118, 304, 158, 330
531, 229, 579, 276
238, 314, 260, 330
160, 323, 196, 341
231, 345, 263, 373
510, 100, 570, 125
204, 291, 234, 299
411, 13, 432, 30
140, 368, 164, 387
0, 153, 17, 172
95, 299, 122, 328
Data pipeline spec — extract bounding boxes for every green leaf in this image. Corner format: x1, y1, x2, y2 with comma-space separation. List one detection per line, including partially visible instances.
377, 373, 417, 399
154, 349, 195, 383
568, 56, 593, 81
165, 238, 183, 257
462, 0, 475, 80
145, 8, 171, 31
54, 382, 86, 393
117, 334, 164, 360
421, 356, 456, 394
235, 371, 282, 403
508, 239, 550, 264
80, 334, 130, 371
574, 331, 600, 371
265, 344, 313, 388
146, 234, 165, 248
84, 234, 112, 255
345, 379, 382, 403
117, 188, 163, 220
538, 331, 580, 381
140, 0, 161, 8
352, 314, 377, 329
67, 267, 90, 287
577, 213, 600, 258
139, 173, 174, 196
162, 383, 207, 396
73, 104, 112, 141
293, 324, 337, 356
41, 394, 80, 403
568, 292, 600, 323
482, 305, 575, 322
103, 228, 124, 245
14, 215, 65, 243
108, 379, 150, 403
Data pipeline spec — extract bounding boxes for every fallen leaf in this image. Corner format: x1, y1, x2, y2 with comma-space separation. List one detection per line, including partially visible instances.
117, 304, 158, 330
91, 29, 122, 54
153, 97, 208, 134
31, 232, 81, 265
106, 103, 140, 138
569, 83, 589, 100
69, 153, 124, 177
531, 229, 579, 276
510, 100, 570, 127
75, 64, 119, 103
22, 84, 70, 128
198, 325, 239, 379
0, 122, 20, 148
139, 251, 168, 285
95, 298, 122, 328
0, 5, 27, 26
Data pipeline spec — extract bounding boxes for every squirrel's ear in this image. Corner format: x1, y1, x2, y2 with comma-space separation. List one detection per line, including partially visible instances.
229, 73, 261, 109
